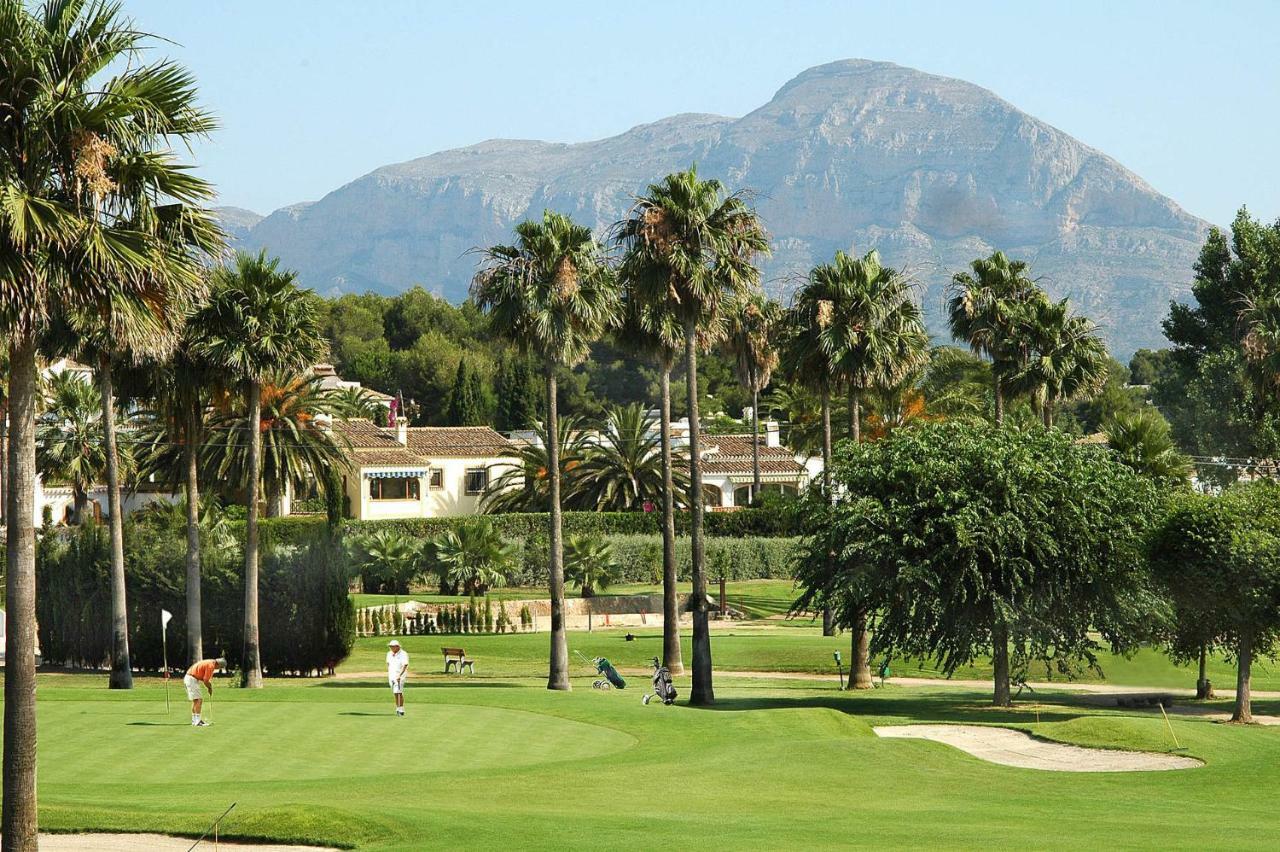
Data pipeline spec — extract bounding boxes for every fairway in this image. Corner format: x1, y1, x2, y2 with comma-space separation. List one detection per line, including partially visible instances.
13, 630, 1280, 850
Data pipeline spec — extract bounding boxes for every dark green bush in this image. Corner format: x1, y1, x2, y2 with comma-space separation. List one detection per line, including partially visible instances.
37, 515, 354, 675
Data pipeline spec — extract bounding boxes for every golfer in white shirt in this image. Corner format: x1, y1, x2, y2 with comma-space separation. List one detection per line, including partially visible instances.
387, 639, 409, 716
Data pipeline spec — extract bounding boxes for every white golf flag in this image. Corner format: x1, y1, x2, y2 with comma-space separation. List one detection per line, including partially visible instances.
161, 609, 173, 632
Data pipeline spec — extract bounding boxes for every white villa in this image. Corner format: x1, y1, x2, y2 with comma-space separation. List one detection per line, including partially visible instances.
332, 419, 520, 520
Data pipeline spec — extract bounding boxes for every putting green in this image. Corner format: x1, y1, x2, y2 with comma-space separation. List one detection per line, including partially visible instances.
44, 697, 635, 784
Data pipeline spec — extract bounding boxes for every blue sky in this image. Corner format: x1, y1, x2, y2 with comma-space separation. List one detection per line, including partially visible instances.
128, 0, 1279, 227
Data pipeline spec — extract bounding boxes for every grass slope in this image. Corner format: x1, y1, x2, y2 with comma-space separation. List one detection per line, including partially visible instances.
14, 652, 1280, 850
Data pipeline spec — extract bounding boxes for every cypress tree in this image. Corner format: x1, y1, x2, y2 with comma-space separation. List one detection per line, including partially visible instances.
466, 366, 486, 426
494, 355, 512, 431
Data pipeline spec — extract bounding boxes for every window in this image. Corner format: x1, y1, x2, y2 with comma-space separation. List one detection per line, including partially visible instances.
428, 468, 444, 490
368, 476, 421, 501
464, 467, 488, 495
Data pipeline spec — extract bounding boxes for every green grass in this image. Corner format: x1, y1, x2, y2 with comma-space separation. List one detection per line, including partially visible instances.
16, 665, 1280, 850
12, 621, 1280, 849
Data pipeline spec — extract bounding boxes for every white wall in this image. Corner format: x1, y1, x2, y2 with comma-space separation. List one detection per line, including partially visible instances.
347, 457, 518, 520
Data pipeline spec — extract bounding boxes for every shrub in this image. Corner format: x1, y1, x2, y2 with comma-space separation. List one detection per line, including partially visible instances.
37, 515, 354, 675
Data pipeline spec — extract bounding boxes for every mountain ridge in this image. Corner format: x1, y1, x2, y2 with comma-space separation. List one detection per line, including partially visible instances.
220, 59, 1208, 356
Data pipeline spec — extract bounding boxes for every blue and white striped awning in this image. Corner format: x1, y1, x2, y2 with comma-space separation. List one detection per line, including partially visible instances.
362, 470, 427, 479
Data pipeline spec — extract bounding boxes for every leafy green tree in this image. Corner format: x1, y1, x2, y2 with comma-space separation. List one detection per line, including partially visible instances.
1127, 348, 1172, 386
794, 422, 1160, 706
947, 252, 1047, 423
564, 534, 619, 598
429, 521, 518, 596
1149, 484, 1280, 723
0, 2, 217, 839
571, 403, 691, 511
473, 210, 618, 690
446, 358, 483, 425
722, 293, 783, 501
194, 251, 326, 687
36, 372, 117, 525
1104, 410, 1192, 488
1158, 210, 1280, 459
615, 167, 768, 705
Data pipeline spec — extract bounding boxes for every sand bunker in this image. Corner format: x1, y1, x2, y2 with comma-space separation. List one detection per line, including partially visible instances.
874, 724, 1201, 772
39, 834, 336, 851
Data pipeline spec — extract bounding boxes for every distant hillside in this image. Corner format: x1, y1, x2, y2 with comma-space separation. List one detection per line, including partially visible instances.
221, 59, 1211, 356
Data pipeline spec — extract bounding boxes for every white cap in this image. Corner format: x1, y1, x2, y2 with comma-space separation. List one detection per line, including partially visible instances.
387, 639, 401, 647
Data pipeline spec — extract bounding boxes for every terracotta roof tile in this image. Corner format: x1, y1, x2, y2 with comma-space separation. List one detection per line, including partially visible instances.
353, 447, 431, 467
700, 457, 807, 476
405, 426, 514, 457
333, 418, 400, 449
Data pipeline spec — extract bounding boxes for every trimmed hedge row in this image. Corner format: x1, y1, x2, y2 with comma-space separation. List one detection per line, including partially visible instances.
237, 508, 801, 553
598, 534, 800, 584
36, 520, 354, 675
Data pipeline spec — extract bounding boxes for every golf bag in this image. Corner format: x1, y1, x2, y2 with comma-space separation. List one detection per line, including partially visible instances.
576, 652, 626, 690
643, 657, 677, 705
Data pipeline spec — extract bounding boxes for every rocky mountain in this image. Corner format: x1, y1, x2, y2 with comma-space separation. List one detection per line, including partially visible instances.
222, 59, 1210, 356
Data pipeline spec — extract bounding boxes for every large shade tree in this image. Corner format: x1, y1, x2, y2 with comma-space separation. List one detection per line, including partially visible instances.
194, 251, 325, 687
1149, 484, 1280, 723
0, 2, 215, 841
615, 168, 768, 705
794, 422, 1160, 706
472, 210, 619, 690
947, 252, 1046, 423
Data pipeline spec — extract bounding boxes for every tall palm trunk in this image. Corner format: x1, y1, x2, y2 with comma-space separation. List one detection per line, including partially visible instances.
0, 408, 7, 526
1042, 394, 1055, 428
846, 386, 872, 687
750, 386, 761, 504
100, 357, 133, 689
545, 367, 570, 690
993, 374, 1004, 424
1231, 632, 1253, 724
686, 320, 713, 705
184, 411, 203, 663
659, 365, 683, 675
820, 388, 834, 637
242, 379, 264, 688
4, 338, 40, 851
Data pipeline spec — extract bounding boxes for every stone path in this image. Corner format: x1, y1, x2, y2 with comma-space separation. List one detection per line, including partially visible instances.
874, 724, 1202, 772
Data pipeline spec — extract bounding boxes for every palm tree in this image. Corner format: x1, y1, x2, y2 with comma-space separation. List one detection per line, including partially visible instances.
0, 3, 216, 840
1104, 409, 1193, 487
194, 251, 325, 687
564, 534, 619, 598
472, 210, 618, 690
612, 289, 692, 675
616, 168, 768, 705
722, 293, 783, 502
947, 252, 1046, 423
330, 385, 386, 421
134, 326, 223, 664
1012, 299, 1109, 427
765, 381, 824, 458
36, 371, 115, 524
348, 528, 424, 594
430, 521, 518, 597
202, 373, 350, 517
482, 416, 591, 513
824, 250, 930, 443
572, 403, 691, 511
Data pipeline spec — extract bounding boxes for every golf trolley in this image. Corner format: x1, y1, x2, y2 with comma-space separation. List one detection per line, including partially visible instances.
642, 657, 677, 705
575, 651, 626, 690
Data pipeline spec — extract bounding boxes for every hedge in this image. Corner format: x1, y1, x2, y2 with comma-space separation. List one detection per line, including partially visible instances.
36, 518, 354, 675
236, 507, 801, 553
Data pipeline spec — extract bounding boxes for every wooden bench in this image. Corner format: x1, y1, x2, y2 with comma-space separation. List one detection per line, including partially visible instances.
441, 647, 475, 674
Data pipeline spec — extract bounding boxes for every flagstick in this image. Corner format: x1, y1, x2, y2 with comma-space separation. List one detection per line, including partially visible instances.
161, 610, 172, 715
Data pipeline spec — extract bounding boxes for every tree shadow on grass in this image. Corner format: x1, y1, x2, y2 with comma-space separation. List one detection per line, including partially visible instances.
126, 721, 195, 727
692, 692, 1092, 725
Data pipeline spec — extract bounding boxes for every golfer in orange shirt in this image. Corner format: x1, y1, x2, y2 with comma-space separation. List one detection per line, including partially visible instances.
184, 657, 226, 727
